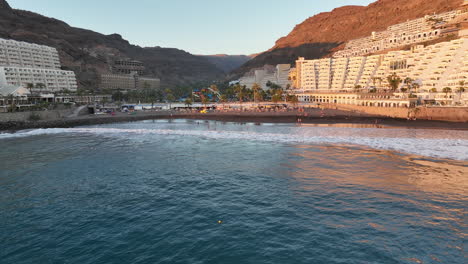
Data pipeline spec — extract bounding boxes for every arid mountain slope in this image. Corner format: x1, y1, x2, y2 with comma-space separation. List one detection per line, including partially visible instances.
0, 0, 224, 89
233, 0, 463, 77
199, 55, 251, 73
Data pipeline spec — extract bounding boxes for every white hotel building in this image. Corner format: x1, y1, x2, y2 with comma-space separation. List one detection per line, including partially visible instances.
0, 38, 77, 93
293, 37, 468, 106
333, 9, 467, 58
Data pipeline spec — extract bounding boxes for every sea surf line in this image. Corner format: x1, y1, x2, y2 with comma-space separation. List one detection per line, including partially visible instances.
1, 126, 467, 161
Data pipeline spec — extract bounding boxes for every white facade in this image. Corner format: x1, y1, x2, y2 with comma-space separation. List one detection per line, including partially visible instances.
275, 64, 291, 88
0, 38, 61, 69
0, 67, 78, 93
295, 38, 468, 93
334, 10, 465, 58
239, 64, 292, 90
0, 38, 77, 93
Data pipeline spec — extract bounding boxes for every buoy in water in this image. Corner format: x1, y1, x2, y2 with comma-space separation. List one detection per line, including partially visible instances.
218, 220, 223, 224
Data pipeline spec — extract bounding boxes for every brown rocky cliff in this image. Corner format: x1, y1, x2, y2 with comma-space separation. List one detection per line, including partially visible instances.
232, 0, 463, 77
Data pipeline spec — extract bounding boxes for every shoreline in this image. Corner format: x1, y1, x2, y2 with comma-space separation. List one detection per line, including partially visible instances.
1, 111, 468, 131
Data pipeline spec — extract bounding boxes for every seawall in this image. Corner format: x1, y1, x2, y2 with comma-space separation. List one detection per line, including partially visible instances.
0, 108, 76, 122
328, 104, 468, 122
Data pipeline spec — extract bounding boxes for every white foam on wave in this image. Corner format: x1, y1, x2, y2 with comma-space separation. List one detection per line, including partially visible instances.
1, 127, 467, 161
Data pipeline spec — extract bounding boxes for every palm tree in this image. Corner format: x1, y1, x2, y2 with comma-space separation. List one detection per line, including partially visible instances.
411, 82, 420, 93
457, 80, 466, 94
8, 94, 15, 112
252, 83, 261, 103
234, 84, 244, 107
387, 73, 402, 92
404, 77, 413, 92
442, 87, 452, 99
166, 93, 175, 110
26, 83, 34, 94
288, 95, 299, 107
271, 89, 283, 105
184, 98, 192, 108
219, 94, 228, 109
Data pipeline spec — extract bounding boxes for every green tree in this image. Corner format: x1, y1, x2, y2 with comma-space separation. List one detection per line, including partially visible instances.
404, 77, 414, 91
234, 84, 244, 103
271, 89, 283, 105
442, 87, 452, 98
8, 94, 16, 112
184, 98, 193, 107
252, 83, 261, 103
387, 73, 402, 92
166, 93, 175, 110
112, 89, 124, 102
288, 94, 299, 106
26, 83, 34, 94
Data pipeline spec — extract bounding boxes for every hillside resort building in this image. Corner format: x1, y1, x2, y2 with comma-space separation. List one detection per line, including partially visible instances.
0, 38, 78, 94
99, 59, 160, 91
287, 5, 468, 107
239, 64, 292, 90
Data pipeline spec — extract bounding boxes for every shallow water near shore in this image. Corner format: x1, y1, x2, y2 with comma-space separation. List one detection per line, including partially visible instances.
1, 120, 467, 263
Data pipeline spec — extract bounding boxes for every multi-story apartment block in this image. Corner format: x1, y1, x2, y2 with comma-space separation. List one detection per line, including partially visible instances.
330, 58, 349, 90
334, 9, 466, 58
343, 57, 366, 90
290, 38, 468, 107
99, 73, 160, 91
296, 57, 319, 91
293, 37, 468, 106
0, 38, 61, 69
238, 64, 292, 90
112, 60, 145, 75
0, 67, 77, 93
0, 38, 78, 93
100, 58, 160, 91
275, 64, 292, 88
318, 58, 332, 90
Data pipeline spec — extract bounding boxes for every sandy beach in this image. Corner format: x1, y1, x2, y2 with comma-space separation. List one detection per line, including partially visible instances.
1, 108, 467, 131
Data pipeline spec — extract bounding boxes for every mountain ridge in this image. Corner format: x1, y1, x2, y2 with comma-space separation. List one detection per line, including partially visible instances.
199, 55, 251, 73
0, 0, 224, 90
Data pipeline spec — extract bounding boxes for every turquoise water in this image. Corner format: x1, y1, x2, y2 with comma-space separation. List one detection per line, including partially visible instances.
1, 120, 467, 263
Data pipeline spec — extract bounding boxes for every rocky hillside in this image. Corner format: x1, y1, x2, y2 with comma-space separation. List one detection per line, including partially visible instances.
233, 0, 463, 77
199, 54, 251, 73
0, 0, 224, 89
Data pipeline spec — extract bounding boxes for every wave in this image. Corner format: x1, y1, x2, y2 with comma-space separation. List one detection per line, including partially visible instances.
1, 127, 467, 161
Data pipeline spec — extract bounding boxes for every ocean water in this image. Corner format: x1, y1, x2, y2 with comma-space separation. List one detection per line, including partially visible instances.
0, 120, 467, 264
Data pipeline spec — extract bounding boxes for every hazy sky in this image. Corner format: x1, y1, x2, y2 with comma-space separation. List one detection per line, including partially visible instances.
8, 0, 375, 55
